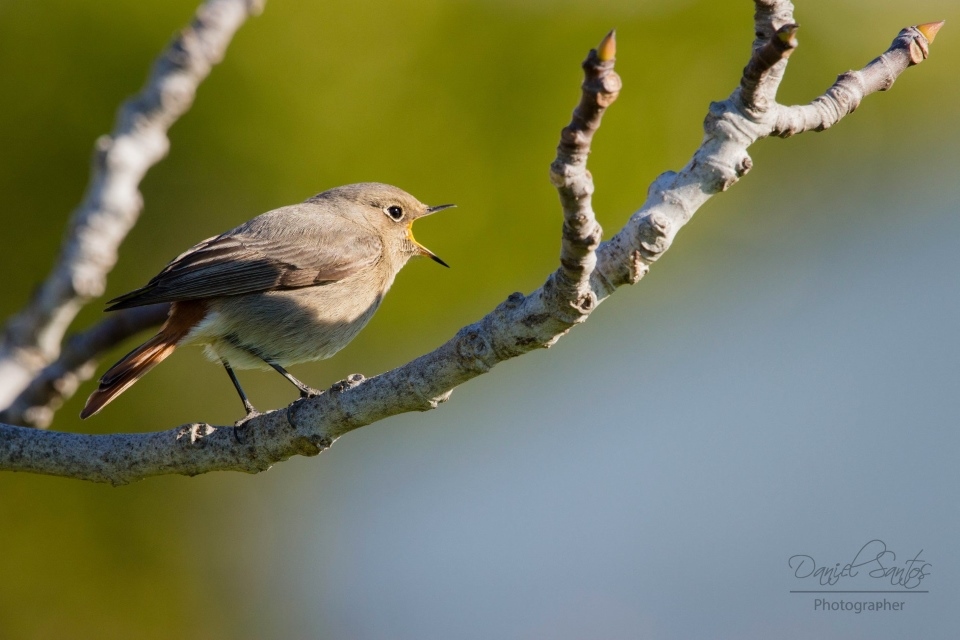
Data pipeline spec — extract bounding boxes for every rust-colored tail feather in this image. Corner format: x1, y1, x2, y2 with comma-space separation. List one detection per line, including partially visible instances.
81, 301, 204, 419
80, 334, 178, 419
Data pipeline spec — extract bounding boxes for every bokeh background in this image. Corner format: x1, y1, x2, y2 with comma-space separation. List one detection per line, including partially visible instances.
1, 0, 958, 637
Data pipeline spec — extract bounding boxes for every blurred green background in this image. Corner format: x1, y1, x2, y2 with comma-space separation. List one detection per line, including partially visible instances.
1, 0, 958, 638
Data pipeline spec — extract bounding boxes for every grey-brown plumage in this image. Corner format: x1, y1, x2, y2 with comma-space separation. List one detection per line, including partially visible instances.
81, 183, 453, 419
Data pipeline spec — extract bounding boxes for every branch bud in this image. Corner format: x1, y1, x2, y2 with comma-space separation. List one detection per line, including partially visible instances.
597, 29, 616, 62
916, 21, 945, 44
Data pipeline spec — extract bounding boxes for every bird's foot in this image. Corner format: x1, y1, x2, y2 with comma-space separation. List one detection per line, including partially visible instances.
232, 407, 262, 444
298, 387, 323, 399
234, 406, 261, 427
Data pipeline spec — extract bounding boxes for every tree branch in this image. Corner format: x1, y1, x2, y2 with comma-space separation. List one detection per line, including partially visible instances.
0, 305, 169, 428
0, 0, 264, 410
549, 30, 620, 315
0, 1, 942, 484
773, 21, 943, 136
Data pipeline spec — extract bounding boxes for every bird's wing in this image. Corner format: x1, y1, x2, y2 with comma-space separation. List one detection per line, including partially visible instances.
106, 206, 383, 311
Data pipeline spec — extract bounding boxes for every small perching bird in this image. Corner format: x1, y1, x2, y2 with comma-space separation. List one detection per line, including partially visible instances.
81, 183, 454, 420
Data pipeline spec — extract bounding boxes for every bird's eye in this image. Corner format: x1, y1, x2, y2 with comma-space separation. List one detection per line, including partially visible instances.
386, 205, 404, 221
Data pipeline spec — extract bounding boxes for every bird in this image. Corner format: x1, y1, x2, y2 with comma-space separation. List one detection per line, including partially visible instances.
80, 182, 454, 420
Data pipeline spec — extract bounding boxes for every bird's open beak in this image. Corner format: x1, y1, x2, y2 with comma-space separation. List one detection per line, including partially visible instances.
424, 203, 456, 216
408, 233, 449, 267
418, 244, 449, 267
409, 202, 455, 267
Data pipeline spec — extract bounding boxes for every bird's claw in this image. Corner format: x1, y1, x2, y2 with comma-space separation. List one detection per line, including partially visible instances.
234, 408, 261, 427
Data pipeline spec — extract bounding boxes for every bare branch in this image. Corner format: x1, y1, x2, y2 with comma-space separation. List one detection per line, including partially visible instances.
0, 2, 942, 484
0, 305, 169, 429
549, 29, 621, 315
0, 0, 264, 410
740, 23, 798, 113
773, 22, 942, 137
741, 0, 799, 112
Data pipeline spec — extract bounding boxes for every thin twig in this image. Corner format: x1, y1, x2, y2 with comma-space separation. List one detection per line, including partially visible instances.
548, 30, 621, 320
773, 22, 942, 136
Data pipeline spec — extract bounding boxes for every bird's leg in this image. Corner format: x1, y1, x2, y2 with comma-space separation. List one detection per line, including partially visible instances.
221, 359, 260, 421
264, 361, 323, 398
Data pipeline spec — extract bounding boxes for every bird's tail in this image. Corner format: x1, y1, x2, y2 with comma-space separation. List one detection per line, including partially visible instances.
80, 302, 202, 418
80, 334, 178, 419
